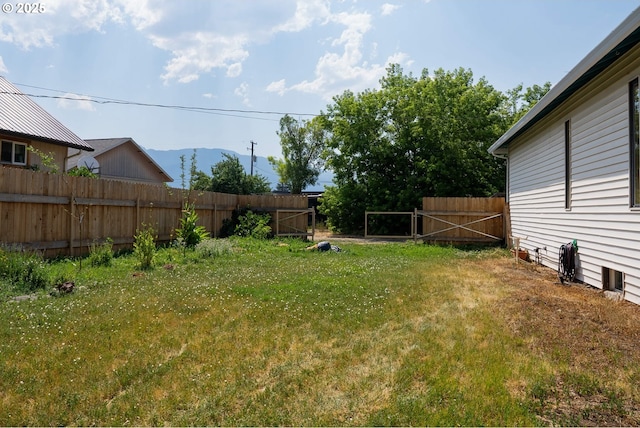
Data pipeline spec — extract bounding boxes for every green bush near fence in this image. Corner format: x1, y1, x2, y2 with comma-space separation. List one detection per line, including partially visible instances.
0, 245, 50, 294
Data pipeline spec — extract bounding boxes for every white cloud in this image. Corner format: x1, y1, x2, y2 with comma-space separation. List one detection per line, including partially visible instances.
118, 0, 163, 30
0, 0, 127, 49
381, 3, 401, 16
0, 0, 411, 95
202, 93, 215, 99
234, 82, 251, 106
273, 8, 412, 100
57, 93, 96, 111
227, 63, 243, 78
273, 0, 331, 32
0, 56, 7, 74
266, 79, 287, 96
152, 32, 249, 84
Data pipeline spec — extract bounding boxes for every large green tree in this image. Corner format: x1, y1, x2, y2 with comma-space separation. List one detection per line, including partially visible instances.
320, 65, 545, 233
269, 114, 326, 194
193, 153, 270, 195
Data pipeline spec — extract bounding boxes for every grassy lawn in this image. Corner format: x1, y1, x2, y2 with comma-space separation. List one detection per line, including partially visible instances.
1, 238, 639, 426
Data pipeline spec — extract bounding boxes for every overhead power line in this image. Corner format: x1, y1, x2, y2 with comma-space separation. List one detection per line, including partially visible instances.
5, 82, 319, 120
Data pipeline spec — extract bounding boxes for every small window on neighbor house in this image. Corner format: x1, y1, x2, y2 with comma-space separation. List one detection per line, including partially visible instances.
565, 120, 571, 210
629, 78, 640, 207
602, 267, 624, 292
0, 141, 27, 166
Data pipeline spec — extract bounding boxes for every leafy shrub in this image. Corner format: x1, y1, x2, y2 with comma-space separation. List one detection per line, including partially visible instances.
88, 238, 114, 267
67, 166, 98, 178
234, 210, 272, 239
0, 245, 50, 292
220, 208, 272, 238
176, 203, 209, 248
133, 224, 157, 270
194, 239, 233, 258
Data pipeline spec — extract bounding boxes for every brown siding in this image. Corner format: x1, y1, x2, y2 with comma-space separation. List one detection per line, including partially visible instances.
97, 142, 166, 183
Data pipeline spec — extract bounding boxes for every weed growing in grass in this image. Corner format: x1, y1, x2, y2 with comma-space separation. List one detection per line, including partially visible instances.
175, 203, 209, 249
88, 238, 114, 267
133, 224, 157, 270
0, 245, 50, 294
194, 238, 234, 259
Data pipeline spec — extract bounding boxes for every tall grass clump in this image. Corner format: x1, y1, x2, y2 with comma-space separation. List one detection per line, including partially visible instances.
133, 224, 157, 269
87, 238, 114, 267
194, 238, 234, 259
0, 245, 49, 293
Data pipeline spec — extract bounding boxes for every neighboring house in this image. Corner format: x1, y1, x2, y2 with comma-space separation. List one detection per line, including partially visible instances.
68, 138, 173, 184
489, 7, 640, 304
0, 76, 93, 171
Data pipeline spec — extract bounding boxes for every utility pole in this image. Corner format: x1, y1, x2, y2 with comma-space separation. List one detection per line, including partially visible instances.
248, 140, 257, 176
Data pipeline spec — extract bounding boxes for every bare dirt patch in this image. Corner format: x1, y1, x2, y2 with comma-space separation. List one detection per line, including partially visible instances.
476, 256, 640, 426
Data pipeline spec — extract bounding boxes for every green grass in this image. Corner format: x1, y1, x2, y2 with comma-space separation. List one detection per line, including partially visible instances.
0, 238, 635, 425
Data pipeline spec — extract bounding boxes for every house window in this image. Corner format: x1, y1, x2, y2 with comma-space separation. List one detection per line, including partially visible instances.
1, 141, 27, 166
602, 267, 624, 293
630, 78, 640, 207
565, 120, 571, 210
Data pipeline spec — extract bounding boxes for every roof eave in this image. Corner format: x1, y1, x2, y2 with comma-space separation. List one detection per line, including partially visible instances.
0, 129, 94, 152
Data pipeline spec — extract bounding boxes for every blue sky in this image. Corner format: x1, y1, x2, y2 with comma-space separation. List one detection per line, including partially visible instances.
1, 0, 639, 162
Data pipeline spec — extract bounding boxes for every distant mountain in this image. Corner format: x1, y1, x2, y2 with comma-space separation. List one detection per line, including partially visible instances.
145, 147, 331, 192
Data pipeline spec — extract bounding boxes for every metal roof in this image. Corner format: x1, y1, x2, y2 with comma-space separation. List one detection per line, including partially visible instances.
0, 76, 93, 151
489, 6, 640, 155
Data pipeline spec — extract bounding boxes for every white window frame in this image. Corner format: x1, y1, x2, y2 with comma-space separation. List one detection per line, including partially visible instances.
1, 140, 27, 166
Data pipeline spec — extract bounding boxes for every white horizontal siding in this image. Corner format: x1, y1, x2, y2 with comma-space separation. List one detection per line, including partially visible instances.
507, 46, 640, 305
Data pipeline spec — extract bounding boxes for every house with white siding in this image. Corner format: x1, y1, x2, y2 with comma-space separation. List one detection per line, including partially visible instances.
489, 7, 640, 304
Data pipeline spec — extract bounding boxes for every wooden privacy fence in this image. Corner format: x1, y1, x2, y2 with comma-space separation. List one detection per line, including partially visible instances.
364, 197, 507, 244
0, 167, 308, 257
418, 197, 506, 244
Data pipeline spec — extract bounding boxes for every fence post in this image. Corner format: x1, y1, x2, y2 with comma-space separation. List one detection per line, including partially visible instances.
69, 193, 75, 257
136, 197, 140, 234
364, 212, 368, 238
411, 208, 418, 244
213, 203, 217, 238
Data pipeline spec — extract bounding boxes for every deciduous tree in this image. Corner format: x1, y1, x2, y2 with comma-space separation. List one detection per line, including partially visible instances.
269, 114, 325, 194
320, 65, 542, 233
193, 153, 270, 195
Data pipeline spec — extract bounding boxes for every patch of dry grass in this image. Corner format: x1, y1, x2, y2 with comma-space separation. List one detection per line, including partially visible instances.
482, 257, 640, 426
